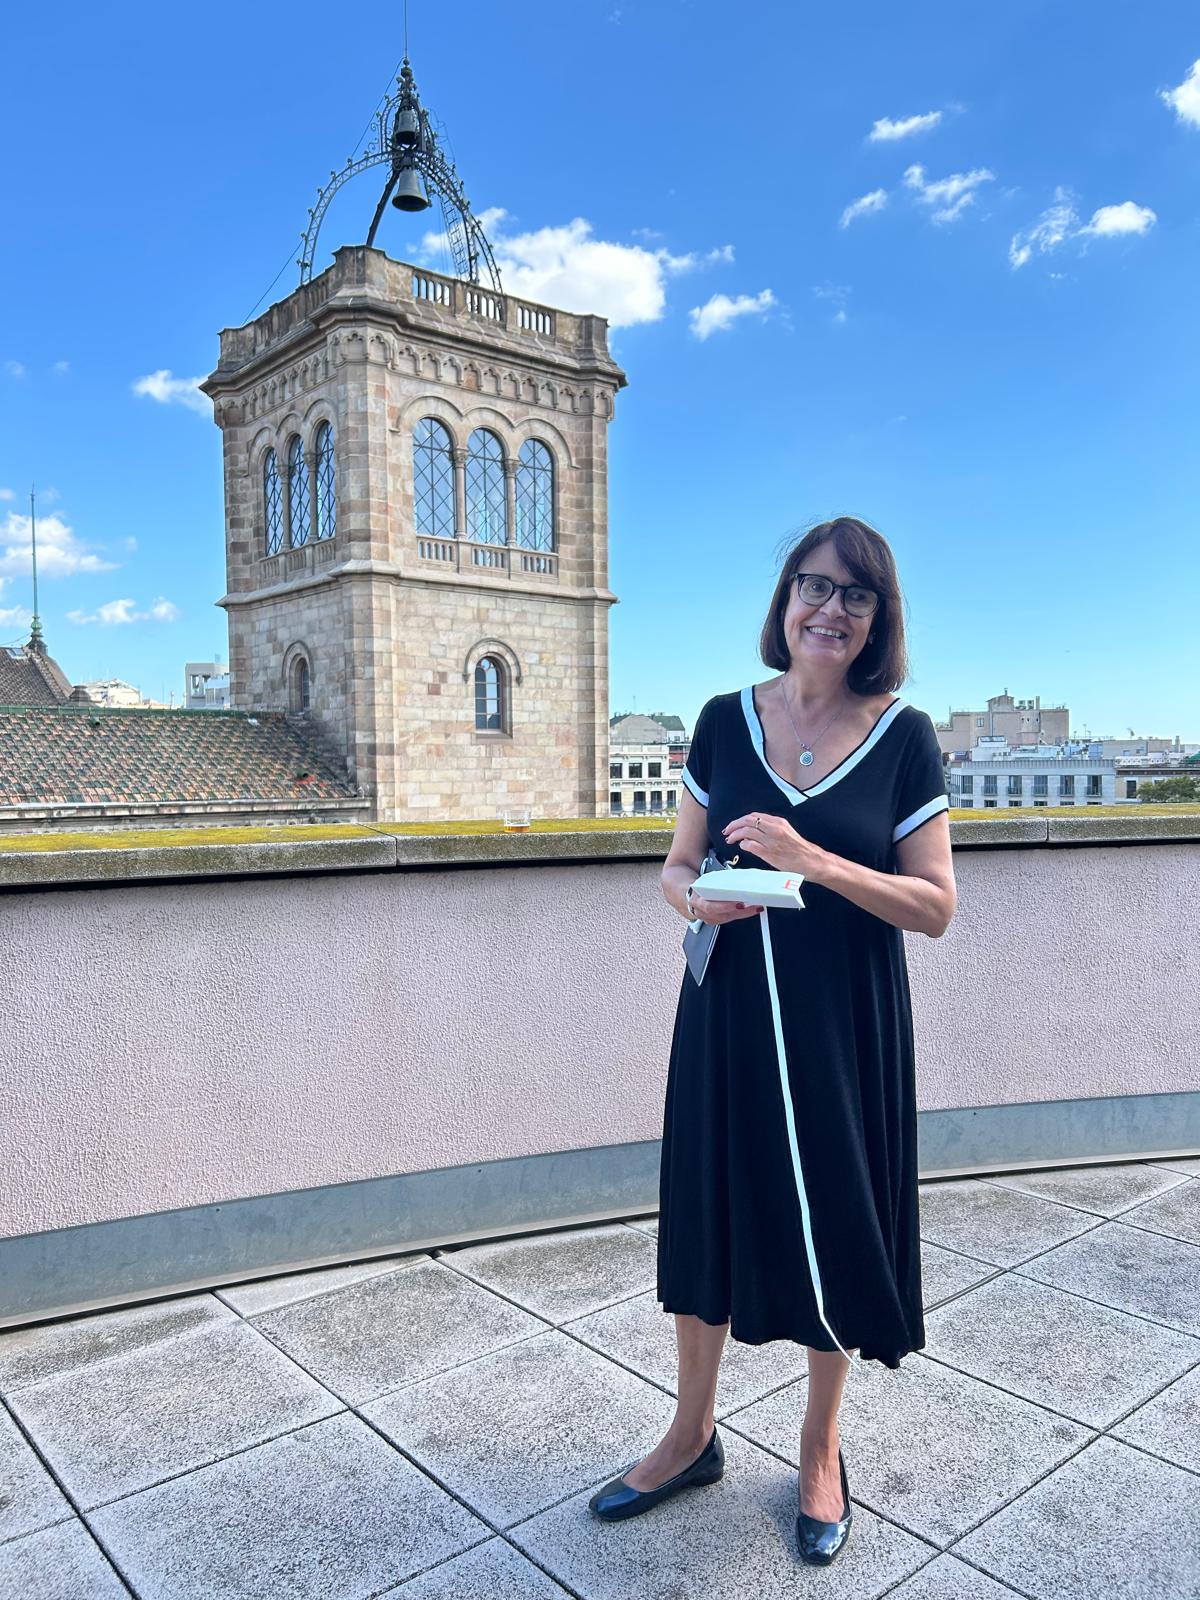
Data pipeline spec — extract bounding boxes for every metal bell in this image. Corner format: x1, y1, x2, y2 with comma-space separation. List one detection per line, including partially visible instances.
391, 165, 431, 212
395, 106, 420, 147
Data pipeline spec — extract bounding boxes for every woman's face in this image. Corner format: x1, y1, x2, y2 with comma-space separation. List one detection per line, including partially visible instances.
780, 541, 875, 672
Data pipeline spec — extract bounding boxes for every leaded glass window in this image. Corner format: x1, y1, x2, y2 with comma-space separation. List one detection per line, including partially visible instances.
475, 656, 503, 730
466, 428, 507, 545
515, 439, 554, 550
413, 418, 455, 538
314, 422, 336, 540
264, 450, 283, 555
290, 656, 310, 714
288, 435, 310, 546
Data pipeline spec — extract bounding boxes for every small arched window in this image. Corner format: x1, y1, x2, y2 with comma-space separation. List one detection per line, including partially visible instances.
314, 422, 336, 541
474, 656, 505, 731
413, 417, 455, 538
289, 655, 311, 715
466, 428, 507, 545
288, 435, 310, 546
516, 439, 554, 551
264, 450, 283, 556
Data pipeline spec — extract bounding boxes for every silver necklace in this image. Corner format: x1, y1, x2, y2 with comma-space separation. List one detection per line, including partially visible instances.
778, 681, 849, 768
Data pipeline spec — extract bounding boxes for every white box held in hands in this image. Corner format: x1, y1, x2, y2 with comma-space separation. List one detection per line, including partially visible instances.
689, 867, 806, 910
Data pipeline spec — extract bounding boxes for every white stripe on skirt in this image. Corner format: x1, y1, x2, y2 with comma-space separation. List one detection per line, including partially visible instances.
759, 907, 857, 1371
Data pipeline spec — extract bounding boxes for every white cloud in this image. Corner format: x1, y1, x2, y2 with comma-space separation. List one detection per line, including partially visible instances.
1009, 189, 1156, 268
813, 284, 851, 324
840, 189, 888, 229
0, 511, 117, 579
903, 164, 995, 223
688, 289, 776, 340
869, 111, 943, 143
1079, 201, 1157, 237
53, 360, 70, 375
0, 605, 32, 630
1161, 59, 1200, 128
4, 360, 25, 379
417, 210, 735, 329
0, 488, 13, 502
132, 369, 209, 414
1009, 188, 1078, 267
67, 596, 180, 626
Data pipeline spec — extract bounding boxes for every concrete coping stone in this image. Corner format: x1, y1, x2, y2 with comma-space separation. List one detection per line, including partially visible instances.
0, 812, 1197, 890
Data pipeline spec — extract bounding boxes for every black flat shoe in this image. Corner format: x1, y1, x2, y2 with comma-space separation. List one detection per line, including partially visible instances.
588, 1428, 724, 1522
796, 1447, 853, 1566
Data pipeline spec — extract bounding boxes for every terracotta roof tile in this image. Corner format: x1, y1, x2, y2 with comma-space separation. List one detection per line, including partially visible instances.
0, 707, 358, 806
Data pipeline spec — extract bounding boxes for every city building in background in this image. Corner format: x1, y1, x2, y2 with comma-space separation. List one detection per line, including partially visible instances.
608, 712, 687, 815
71, 679, 157, 708
948, 741, 1118, 808
202, 58, 625, 824
186, 662, 232, 710
935, 690, 1070, 756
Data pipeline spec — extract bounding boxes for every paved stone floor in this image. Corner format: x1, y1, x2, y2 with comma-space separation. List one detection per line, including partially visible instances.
2, 1156, 1199, 1599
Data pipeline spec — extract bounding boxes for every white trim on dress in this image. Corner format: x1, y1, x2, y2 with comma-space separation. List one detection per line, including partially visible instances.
741, 687, 908, 807
892, 794, 950, 843
681, 767, 709, 806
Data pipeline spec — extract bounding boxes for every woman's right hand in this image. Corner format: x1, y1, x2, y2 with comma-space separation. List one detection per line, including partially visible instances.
689, 893, 765, 924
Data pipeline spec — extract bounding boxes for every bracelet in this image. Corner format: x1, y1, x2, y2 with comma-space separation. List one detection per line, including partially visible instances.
685, 883, 696, 917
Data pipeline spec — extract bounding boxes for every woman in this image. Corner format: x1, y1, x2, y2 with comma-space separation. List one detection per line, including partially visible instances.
589, 517, 956, 1565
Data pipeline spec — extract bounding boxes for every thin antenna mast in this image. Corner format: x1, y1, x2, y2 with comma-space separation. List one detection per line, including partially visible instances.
28, 486, 43, 649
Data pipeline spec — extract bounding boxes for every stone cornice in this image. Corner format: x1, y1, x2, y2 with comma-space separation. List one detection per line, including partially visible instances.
217, 558, 619, 609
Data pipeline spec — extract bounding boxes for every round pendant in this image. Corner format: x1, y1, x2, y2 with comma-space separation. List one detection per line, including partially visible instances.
798, 749, 815, 767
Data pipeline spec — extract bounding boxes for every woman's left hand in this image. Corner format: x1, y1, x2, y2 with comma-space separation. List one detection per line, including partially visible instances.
722, 811, 833, 884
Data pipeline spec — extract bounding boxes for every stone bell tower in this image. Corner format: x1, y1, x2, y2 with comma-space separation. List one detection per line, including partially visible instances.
201, 58, 625, 822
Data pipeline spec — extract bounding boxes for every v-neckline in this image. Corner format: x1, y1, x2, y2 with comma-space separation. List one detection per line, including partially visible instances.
742, 685, 906, 806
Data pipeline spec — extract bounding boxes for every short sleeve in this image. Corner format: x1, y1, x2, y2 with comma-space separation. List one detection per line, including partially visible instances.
682, 698, 716, 807
892, 711, 950, 844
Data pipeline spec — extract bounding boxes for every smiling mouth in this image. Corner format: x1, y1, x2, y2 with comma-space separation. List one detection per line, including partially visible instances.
806, 626, 847, 641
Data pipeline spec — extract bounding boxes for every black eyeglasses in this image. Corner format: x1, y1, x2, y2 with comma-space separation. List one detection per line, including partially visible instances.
793, 572, 879, 617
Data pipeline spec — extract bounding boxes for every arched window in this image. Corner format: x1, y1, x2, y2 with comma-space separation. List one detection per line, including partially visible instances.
264, 450, 283, 556
474, 656, 505, 731
515, 439, 554, 550
289, 655, 311, 714
465, 428, 507, 545
288, 435, 310, 546
413, 417, 455, 538
314, 422, 336, 541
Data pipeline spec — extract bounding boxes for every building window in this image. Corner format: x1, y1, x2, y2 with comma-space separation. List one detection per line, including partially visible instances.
1086, 774, 1102, 798
976, 717, 985, 727
1033, 799, 1047, 807
650, 790, 663, 812
960, 798, 974, 808
667, 789, 677, 807
1007, 776, 1022, 796
1125, 779, 1138, 798
1033, 774, 1048, 797
628, 762, 643, 779
960, 774, 974, 795
466, 428, 507, 544
314, 422, 336, 540
474, 656, 506, 731
609, 762, 621, 779
648, 761, 662, 779
264, 450, 283, 555
289, 655, 311, 714
1008, 799, 1021, 807
414, 418, 455, 538
983, 775, 998, 796
1060, 775, 1075, 797
610, 791, 621, 811
633, 791, 647, 813
288, 435, 310, 546
515, 439, 554, 550
984, 799, 997, 807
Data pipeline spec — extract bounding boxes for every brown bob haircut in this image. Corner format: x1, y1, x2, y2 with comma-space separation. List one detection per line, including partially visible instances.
758, 516, 909, 696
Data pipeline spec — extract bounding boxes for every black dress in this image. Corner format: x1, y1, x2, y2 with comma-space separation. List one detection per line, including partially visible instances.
656, 687, 950, 1369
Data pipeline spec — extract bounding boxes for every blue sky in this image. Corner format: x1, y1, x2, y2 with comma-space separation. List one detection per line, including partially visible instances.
1, 1, 1197, 737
